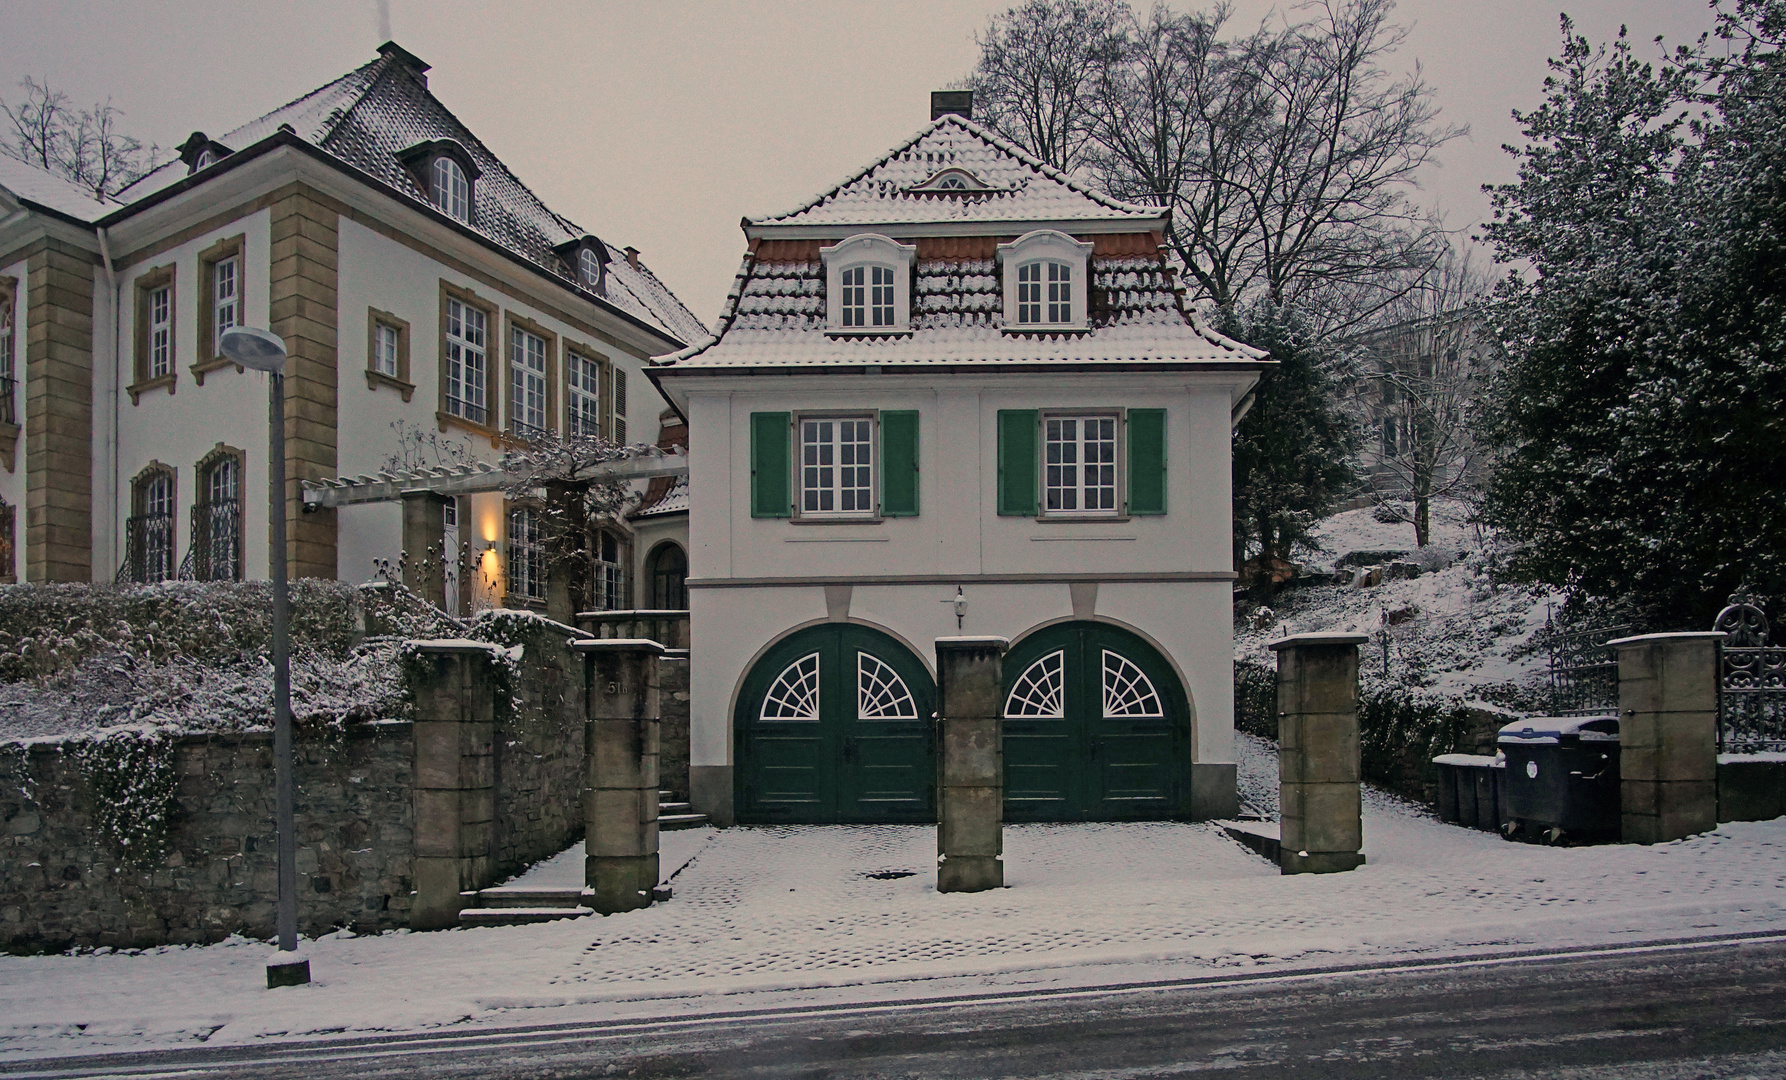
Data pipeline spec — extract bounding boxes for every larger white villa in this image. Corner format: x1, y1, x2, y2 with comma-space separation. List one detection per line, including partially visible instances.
651, 95, 1268, 826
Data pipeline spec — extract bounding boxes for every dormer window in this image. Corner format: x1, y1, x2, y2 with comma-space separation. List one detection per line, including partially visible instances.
399, 139, 480, 225
821, 234, 916, 335
905, 167, 994, 195
175, 131, 233, 176
579, 248, 602, 288
998, 229, 1093, 332
554, 235, 609, 294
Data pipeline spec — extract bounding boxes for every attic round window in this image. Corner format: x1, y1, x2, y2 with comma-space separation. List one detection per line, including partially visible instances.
578, 247, 603, 289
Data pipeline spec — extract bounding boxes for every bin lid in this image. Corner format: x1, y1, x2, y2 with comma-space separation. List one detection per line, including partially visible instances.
1497, 715, 1620, 745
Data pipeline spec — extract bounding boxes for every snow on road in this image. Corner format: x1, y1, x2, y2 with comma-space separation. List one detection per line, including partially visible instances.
2, 742, 1782, 1061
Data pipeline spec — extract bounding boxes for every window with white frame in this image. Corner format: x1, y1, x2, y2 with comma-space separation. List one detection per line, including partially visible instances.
998, 229, 1093, 331
840, 265, 896, 328
578, 247, 602, 290
800, 416, 874, 516
212, 255, 239, 343
510, 326, 548, 439
508, 505, 545, 603
149, 284, 172, 377
566, 351, 601, 439
434, 156, 471, 222
594, 529, 625, 610
612, 367, 627, 443
373, 322, 400, 377
821, 234, 916, 334
1043, 414, 1119, 515
444, 297, 487, 424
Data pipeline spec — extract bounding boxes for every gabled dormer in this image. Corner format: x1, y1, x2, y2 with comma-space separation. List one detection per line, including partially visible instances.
554, 234, 610, 294
398, 138, 479, 224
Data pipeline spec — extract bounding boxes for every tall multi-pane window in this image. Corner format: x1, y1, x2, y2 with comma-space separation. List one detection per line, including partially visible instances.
196, 455, 242, 581
612, 367, 627, 443
0, 289, 13, 425
1044, 415, 1118, 514
840, 265, 895, 328
508, 505, 545, 603
594, 530, 625, 610
444, 298, 487, 424
148, 285, 173, 377
132, 471, 176, 582
566, 351, 601, 439
212, 255, 239, 344
434, 157, 470, 222
1017, 261, 1072, 325
801, 416, 874, 515
373, 322, 400, 377
509, 327, 548, 439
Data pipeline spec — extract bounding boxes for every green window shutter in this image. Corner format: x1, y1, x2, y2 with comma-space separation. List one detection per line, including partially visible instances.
1127, 408, 1167, 515
997, 409, 1038, 516
880, 410, 919, 517
750, 412, 792, 518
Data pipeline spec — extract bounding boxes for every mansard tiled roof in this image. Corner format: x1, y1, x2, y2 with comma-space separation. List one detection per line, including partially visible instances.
747, 114, 1164, 230
121, 44, 706, 347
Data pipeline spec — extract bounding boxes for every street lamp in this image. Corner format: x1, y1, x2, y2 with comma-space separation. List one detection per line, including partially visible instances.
220, 326, 309, 989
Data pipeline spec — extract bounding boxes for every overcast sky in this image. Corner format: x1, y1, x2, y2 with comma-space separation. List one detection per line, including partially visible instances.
0, 0, 1712, 331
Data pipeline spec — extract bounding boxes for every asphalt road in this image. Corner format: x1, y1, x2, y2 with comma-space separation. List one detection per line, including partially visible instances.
7, 934, 1786, 1080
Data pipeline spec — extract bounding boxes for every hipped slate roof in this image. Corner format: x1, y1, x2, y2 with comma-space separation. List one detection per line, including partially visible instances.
122, 44, 706, 347
0, 155, 115, 223
748, 114, 1162, 230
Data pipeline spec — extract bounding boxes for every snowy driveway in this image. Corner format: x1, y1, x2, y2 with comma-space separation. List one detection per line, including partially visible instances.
2, 747, 1783, 1059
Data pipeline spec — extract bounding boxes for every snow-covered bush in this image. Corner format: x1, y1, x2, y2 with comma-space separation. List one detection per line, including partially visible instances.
71, 726, 180, 867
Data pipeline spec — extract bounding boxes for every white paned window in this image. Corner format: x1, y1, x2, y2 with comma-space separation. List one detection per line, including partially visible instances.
578, 247, 602, 288
373, 322, 400, 377
1102, 650, 1164, 717
149, 285, 172, 378
566, 351, 601, 439
840, 265, 895, 328
1044, 415, 1118, 515
1018, 261, 1071, 325
445, 298, 487, 424
594, 529, 625, 610
212, 256, 239, 343
434, 157, 470, 222
613, 367, 627, 443
801, 416, 874, 516
857, 653, 918, 720
761, 653, 821, 721
509, 326, 548, 439
137, 472, 175, 583
1005, 651, 1066, 718
508, 506, 545, 603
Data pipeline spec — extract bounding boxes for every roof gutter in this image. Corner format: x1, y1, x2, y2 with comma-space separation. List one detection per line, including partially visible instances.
101, 130, 689, 355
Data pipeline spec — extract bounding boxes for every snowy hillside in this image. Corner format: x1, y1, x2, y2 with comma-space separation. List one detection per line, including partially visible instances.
1237, 502, 1563, 706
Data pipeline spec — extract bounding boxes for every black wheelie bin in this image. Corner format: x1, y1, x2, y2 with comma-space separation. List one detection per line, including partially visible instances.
1496, 715, 1621, 844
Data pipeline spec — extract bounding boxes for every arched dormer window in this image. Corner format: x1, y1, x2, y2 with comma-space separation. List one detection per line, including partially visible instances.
820, 233, 916, 335
998, 229, 1094, 332
399, 139, 480, 224
906, 167, 994, 194
553, 235, 609, 293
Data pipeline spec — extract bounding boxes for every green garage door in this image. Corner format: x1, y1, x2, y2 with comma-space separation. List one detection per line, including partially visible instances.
1002, 622, 1191, 821
736, 625, 936, 824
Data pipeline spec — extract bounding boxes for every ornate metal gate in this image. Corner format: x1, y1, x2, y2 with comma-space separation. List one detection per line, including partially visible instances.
1544, 610, 1630, 716
1715, 593, 1786, 753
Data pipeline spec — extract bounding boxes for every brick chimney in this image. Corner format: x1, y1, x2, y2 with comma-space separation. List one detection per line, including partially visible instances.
931, 90, 973, 121
624, 246, 640, 269
378, 41, 431, 88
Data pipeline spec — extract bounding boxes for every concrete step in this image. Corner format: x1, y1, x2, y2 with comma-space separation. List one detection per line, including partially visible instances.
473, 886, 588, 909
459, 906, 592, 926
660, 812, 708, 830
659, 801, 693, 813
1220, 821, 1282, 865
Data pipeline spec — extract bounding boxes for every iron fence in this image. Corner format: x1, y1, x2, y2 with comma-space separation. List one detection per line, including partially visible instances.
1543, 614, 1631, 716
186, 499, 242, 581
1716, 594, 1786, 753
117, 512, 176, 583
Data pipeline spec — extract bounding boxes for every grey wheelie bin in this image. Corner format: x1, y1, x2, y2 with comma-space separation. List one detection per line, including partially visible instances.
1496, 716, 1621, 843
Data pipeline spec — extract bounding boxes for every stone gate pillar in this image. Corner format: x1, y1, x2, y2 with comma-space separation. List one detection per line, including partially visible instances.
575, 638, 664, 913
1271, 633, 1367, 875
407, 641, 498, 929
936, 636, 1007, 893
1609, 632, 1723, 843
400, 490, 452, 611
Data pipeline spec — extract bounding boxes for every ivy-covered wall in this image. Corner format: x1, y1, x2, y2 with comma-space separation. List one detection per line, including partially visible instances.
1, 722, 415, 953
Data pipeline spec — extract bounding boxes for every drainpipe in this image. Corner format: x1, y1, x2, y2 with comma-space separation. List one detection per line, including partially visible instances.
97, 224, 120, 580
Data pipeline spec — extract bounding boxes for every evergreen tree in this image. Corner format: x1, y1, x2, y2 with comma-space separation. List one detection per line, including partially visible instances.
1482, 4, 1786, 627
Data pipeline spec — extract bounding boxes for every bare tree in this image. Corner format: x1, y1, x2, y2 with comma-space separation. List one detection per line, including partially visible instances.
967, 0, 1127, 174
1349, 247, 1494, 547
0, 76, 157, 199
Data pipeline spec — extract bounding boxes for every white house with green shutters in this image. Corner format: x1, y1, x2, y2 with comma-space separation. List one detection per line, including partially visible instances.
649, 97, 1268, 827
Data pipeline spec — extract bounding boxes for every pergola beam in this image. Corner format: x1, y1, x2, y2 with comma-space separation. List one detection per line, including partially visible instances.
300, 449, 689, 509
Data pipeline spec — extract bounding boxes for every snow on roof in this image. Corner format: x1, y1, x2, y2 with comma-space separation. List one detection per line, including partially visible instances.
0, 154, 115, 222
120, 46, 704, 346
657, 253, 1264, 371
631, 474, 688, 519
749, 115, 1165, 230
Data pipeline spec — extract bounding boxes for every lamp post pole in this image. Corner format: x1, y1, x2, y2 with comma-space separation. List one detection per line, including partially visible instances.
222, 327, 308, 989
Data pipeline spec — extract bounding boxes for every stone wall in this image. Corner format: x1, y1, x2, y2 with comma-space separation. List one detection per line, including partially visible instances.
1719, 757, 1786, 823
580, 611, 690, 799
1, 722, 414, 952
